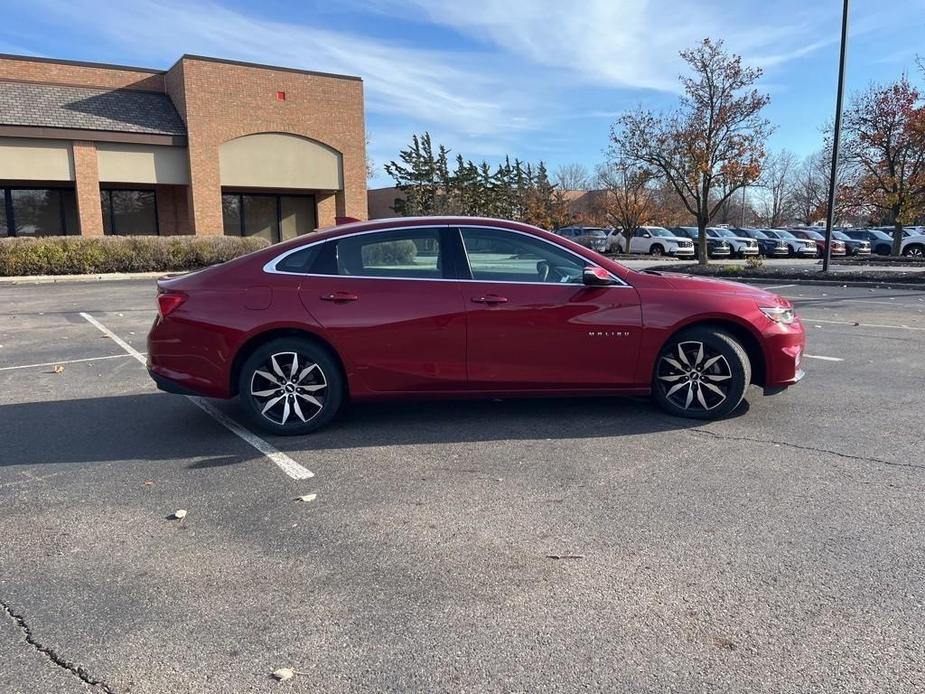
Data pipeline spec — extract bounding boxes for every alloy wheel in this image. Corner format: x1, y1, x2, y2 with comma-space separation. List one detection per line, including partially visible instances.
249, 351, 327, 426
656, 341, 732, 412
904, 245, 924, 258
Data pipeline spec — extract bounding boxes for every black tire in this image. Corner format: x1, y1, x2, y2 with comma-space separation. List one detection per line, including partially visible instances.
652, 327, 751, 420
650, 244, 664, 256
903, 243, 924, 259
237, 337, 344, 435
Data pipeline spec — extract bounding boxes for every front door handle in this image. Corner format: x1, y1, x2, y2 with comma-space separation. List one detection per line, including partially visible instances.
321, 291, 358, 302
471, 294, 508, 305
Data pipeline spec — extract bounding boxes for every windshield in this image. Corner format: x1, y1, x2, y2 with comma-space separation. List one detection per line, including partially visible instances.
800, 229, 824, 240
833, 231, 850, 240
750, 230, 768, 239
870, 230, 891, 240
712, 228, 737, 238
771, 230, 795, 239
648, 227, 675, 238
582, 229, 606, 237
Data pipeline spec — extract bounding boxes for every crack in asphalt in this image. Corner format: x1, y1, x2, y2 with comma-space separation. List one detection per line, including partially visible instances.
689, 428, 925, 471
0, 598, 115, 693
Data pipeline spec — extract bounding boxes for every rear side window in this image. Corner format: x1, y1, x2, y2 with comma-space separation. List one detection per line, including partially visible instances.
334, 228, 443, 279
274, 245, 320, 273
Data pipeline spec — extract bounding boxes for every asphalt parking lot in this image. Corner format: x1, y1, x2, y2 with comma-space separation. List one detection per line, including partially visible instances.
2, 279, 925, 693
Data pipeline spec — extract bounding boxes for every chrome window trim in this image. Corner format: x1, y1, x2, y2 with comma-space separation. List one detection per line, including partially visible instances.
262, 222, 632, 288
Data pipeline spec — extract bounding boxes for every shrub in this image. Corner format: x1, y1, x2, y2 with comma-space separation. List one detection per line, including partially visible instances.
745, 254, 764, 269
0, 235, 271, 276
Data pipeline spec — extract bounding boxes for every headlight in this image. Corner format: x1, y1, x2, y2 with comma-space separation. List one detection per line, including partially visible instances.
760, 306, 796, 324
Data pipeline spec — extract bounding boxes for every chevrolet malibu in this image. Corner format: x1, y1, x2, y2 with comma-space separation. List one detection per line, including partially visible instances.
148, 217, 805, 435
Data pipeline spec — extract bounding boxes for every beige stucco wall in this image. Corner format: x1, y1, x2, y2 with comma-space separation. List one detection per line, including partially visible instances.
219, 132, 342, 191
96, 143, 190, 185
0, 138, 74, 181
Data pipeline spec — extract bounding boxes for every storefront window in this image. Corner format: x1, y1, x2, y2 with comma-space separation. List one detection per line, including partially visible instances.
101, 189, 158, 235
222, 193, 317, 242
0, 188, 78, 236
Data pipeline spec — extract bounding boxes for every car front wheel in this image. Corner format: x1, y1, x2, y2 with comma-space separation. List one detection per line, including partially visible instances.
652, 327, 751, 420
238, 337, 344, 435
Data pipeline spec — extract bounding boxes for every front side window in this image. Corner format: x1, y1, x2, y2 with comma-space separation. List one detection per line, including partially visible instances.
335, 228, 442, 279
101, 189, 158, 235
461, 227, 586, 284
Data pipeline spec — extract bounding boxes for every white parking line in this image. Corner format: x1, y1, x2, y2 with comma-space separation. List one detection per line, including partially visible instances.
761, 284, 797, 290
79, 312, 314, 480
801, 317, 925, 332
803, 354, 844, 362
0, 353, 139, 371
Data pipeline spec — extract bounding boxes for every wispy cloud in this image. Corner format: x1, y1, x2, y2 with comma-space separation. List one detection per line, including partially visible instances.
25, 0, 540, 142
363, 0, 837, 92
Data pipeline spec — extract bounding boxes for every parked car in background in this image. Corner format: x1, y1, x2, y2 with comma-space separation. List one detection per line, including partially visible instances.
148, 215, 806, 433
706, 227, 760, 258
603, 228, 624, 253
617, 226, 696, 257
900, 233, 925, 258
843, 229, 893, 255
788, 228, 846, 257
832, 230, 871, 256
734, 228, 789, 257
554, 226, 609, 253
670, 227, 732, 259
764, 230, 818, 257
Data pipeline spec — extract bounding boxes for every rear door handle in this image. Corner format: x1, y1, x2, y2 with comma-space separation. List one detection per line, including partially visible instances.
471, 294, 508, 305
321, 291, 358, 302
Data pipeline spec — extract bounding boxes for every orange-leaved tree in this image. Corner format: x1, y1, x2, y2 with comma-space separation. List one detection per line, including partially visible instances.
841, 78, 925, 255
610, 38, 771, 263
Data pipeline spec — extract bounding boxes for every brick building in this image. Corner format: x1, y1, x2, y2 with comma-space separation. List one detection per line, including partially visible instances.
0, 53, 367, 240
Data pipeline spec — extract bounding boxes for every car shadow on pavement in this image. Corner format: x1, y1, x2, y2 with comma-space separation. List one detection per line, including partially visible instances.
261, 395, 751, 451
0, 393, 249, 468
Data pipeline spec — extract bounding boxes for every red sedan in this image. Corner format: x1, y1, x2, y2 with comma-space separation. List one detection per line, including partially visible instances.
147, 217, 805, 434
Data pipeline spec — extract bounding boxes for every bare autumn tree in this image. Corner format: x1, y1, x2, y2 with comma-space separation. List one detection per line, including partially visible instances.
610, 38, 772, 263
553, 162, 592, 191
596, 160, 655, 249
757, 150, 798, 227
841, 78, 925, 255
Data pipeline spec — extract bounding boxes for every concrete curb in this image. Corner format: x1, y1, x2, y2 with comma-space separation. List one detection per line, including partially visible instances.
721, 276, 925, 291
0, 272, 165, 285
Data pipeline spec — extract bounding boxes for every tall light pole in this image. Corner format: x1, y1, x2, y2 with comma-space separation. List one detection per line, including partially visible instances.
822, 0, 849, 273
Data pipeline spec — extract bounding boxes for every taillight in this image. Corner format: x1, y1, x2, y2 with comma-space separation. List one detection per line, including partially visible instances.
157, 291, 186, 318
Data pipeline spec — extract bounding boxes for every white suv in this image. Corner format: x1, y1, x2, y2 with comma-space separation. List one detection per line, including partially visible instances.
619, 226, 696, 257
901, 233, 925, 258
706, 227, 760, 257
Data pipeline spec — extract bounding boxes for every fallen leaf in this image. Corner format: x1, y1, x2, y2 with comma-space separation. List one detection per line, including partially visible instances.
172, 509, 187, 520
272, 668, 295, 681
295, 494, 317, 503
52, 364, 64, 373
143, 480, 154, 486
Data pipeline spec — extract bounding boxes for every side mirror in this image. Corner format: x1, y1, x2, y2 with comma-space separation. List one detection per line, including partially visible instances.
582, 266, 615, 286
642, 232, 651, 238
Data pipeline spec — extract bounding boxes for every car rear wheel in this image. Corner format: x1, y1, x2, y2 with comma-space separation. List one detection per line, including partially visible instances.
238, 337, 344, 435
903, 244, 924, 259
652, 327, 750, 420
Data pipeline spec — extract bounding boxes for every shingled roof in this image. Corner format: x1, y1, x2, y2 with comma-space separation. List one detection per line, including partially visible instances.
0, 81, 186, 136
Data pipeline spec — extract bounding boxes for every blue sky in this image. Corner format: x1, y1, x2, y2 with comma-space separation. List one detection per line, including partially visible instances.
3, 0, 924, 187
